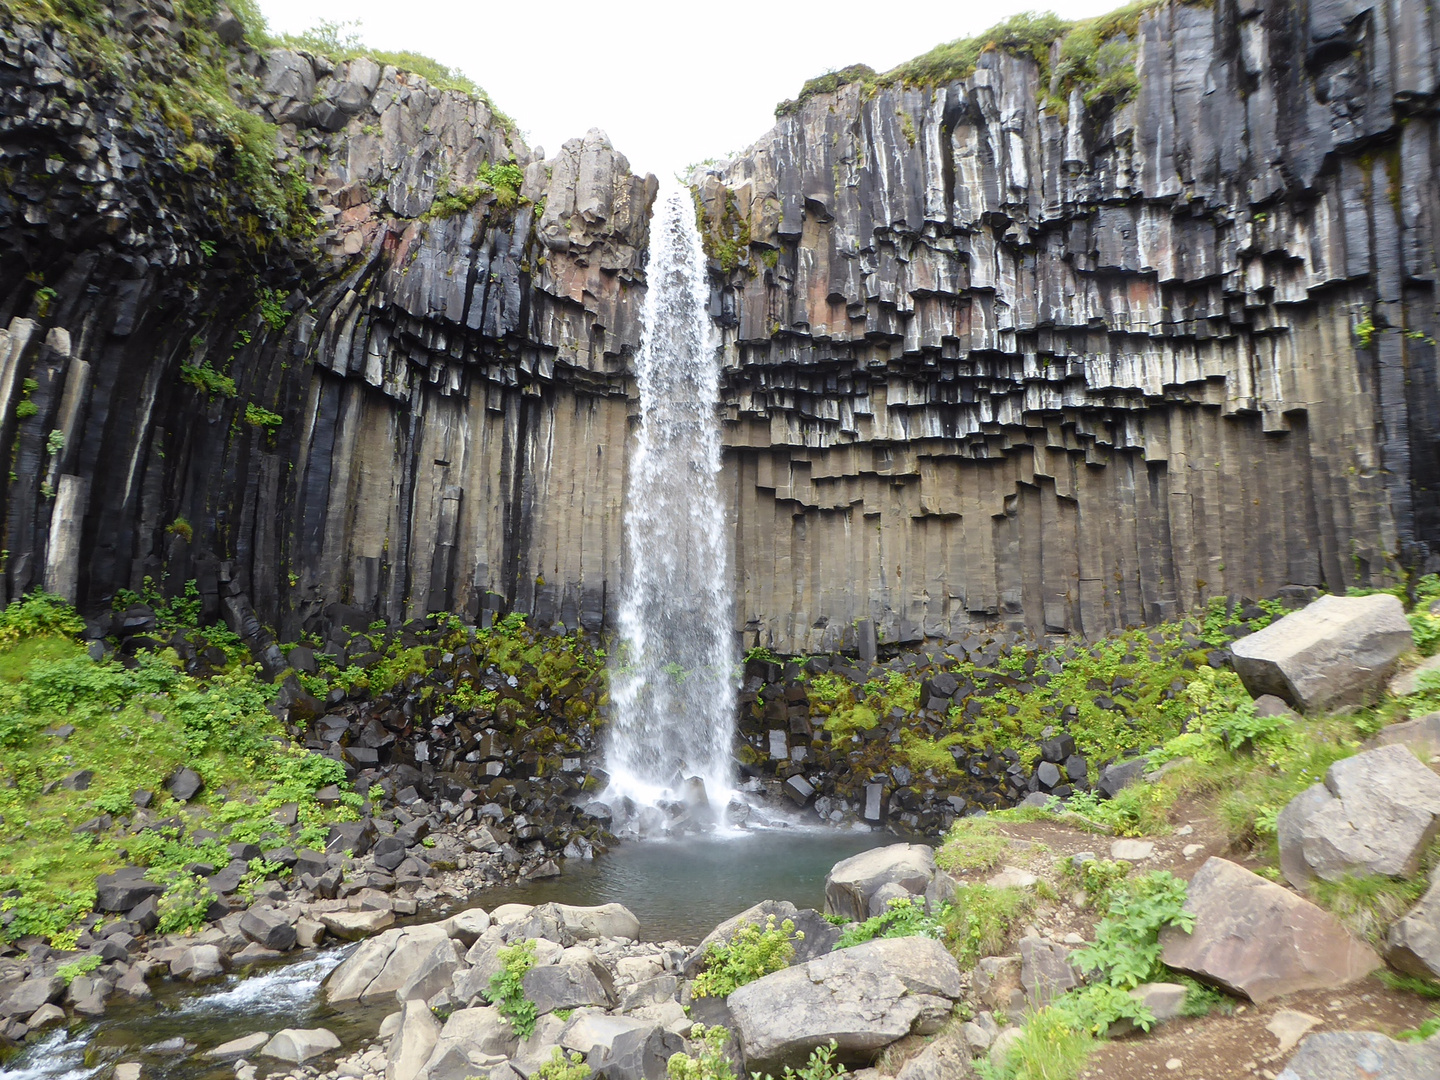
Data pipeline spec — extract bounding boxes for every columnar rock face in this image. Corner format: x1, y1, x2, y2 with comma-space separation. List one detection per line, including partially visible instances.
0, 4, 651, 637
704, 0, 1440, 651
1, 0, 1438, 650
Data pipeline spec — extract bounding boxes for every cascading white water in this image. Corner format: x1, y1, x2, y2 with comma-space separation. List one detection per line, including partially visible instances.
606, 180, 736, 821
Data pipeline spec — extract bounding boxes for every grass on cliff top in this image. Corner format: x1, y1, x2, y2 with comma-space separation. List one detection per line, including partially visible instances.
0, 592, 359, 947
774, 0, 1213, 118
268, 18, 515, 132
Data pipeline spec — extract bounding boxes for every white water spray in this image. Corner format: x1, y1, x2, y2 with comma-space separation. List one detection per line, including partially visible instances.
606, 181, 736, 820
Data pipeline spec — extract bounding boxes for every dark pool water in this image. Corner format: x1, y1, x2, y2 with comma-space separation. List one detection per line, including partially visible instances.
475, 826, 904, 943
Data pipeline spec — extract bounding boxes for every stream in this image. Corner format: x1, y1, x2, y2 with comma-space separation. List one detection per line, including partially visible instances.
0, 829, 902, 1080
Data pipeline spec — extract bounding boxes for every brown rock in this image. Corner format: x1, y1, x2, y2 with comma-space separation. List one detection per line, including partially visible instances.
1159, 858, 1379, 1002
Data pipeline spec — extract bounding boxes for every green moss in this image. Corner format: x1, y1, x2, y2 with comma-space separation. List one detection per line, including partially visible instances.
425, 161, 527, 220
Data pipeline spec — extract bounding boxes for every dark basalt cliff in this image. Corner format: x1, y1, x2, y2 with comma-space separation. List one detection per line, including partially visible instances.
1, 0, 1437, 652
701, 0, 1440, 652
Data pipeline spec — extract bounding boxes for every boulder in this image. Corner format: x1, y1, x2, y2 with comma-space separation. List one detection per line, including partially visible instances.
1389, 655, 1440, 698
171, 945, 226, 982
166, 767, 205, 802
824, 845, 953, 922
685, 901, 841, 977
1, 977, 63, 1017
439, 908, 491, 945
325, 925, 451, 1004
560, 1010, 682, 1080
320, 908, 396, 940
206, 1033, 270, 1061
1278, 1030, 1440, 1079
1230, 594, 1412, 712
1386, 877, 1440, 979
1097, 757, 1148, 799
727, 936, 962, 1073
895, 1032, 973, 1080
240, 906, 297, 951
95, 870, 165, 913
1369, 712, 1440, 760
395, 936, 461, 1005
387, 1000, 441, 1080
521, 949, 616, 1014
1277, 745, 1440, 886
549, 903, 641, 942
1159, 858, 1379, 1002
414, 1006, 518, 1080
260, 1028, 341, 1064
1018, 937, 1079, 1007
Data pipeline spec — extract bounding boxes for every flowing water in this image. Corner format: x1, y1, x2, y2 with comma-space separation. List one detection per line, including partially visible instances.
607, 180, 736, 813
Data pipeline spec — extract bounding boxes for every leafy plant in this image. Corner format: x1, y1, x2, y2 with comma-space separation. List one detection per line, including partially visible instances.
256, 288, 291, 330
834, 896, 945, 949
1071, 871, 1193, 990
56, 953, 102, 985
1061, 856, 1131, 905
536, 1047, 588, 1080
667, 1024, 736, 1080
974, 1006, 1091, 1080
244, 403, 283, 430
1397, 1008, 1440, 1043
156, 871, 215, 935
179, 358, 237, 398
692, 915, 802, 998
485, 939, 538, 1038
764, 1041, 847, 1080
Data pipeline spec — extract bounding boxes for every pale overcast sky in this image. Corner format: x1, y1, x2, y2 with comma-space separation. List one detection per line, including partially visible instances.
258, 0, 1123, 176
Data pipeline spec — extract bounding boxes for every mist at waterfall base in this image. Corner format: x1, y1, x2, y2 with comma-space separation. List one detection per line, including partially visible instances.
603, 181, 743, 834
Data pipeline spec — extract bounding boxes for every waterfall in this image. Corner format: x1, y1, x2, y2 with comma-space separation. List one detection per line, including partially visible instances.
606, 180, 736, 822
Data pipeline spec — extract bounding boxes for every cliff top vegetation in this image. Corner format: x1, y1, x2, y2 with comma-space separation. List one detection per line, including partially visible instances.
774, 0, 1213, 119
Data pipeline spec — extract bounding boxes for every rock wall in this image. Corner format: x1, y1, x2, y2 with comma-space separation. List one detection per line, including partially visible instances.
0, 3, 652, 637
701, 0, 1440, 652
2, 0, 1438, 653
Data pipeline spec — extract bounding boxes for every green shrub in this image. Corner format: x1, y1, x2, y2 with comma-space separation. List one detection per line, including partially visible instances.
667, 1024, 735, 1080
56, 953, 102, 985
536, 1047, 588, 1080
834, 896, 945, 949
179, 358, 237, 399
244, 403, 283, 430
975, 1006, 1091, 1080
935, 816, 1010, 872
0, 592, 86, 648
693, 915, 802, 998
156, 872, 215, 935
1071, 871, 1193, 989
1061, 856, 1131, 905
485, 939, 538, 1038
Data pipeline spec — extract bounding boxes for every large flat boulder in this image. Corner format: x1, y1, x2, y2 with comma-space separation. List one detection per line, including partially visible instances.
1278, 1030, 1440, 1079
1230, 594, 1412, 712
548, 903, 640, 942
325, 925, 450, 1004
1277, 744, 1440, 886
727, 936, 962, 1073
1160, 858, 1379, 1002
824, 844, 952, 922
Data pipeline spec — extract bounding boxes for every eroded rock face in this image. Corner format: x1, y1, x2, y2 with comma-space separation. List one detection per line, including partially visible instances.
1231, 595, 1413, 712
1, 0, 1437, 649
1159, 858, 1379, 1002
703, 0, 1440, 651
726, 936, 962, 1073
